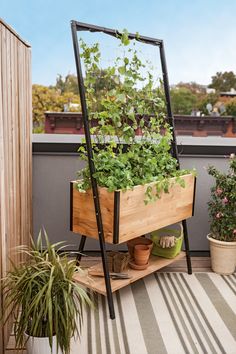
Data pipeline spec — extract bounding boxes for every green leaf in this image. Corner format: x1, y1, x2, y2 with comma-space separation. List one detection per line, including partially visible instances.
118, 66, 126, 75
124, 57, 129, 65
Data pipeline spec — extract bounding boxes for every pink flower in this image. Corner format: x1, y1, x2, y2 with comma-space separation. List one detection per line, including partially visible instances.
222, 197, 228, 204
216, 188, 223, 195
216, 212, 223, 219
233, 230, 236, 234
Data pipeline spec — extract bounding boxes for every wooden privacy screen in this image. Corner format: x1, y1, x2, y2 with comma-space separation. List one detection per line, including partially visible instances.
0, 19, 32, 353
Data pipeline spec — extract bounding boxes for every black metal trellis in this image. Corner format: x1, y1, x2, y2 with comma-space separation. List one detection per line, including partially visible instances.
70, 20, 193, 319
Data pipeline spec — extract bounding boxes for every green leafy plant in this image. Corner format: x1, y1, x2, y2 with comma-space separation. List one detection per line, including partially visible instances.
1, 231, 92, 353
207, 154, 236, 241
76, 32, 194, 201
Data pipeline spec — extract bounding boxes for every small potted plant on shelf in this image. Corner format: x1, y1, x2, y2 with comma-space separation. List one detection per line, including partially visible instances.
71, 32, 196, 244
1, 231, 92, 354
207, 153, 236, 275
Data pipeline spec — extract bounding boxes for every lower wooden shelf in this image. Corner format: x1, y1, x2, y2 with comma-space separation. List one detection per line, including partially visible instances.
73, 252, 186, 296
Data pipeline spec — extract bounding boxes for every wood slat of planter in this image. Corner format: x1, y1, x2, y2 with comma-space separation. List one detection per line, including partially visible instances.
72, 186, 115, 241
71, 174, 195, 244
73, 252, 186, 295
119, 174, 194, 242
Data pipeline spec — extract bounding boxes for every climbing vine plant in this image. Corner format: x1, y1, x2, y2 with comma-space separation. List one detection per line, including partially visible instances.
76, 31, 194, 202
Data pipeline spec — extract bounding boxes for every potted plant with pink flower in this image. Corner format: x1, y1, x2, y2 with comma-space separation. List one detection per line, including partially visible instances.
207, 153, 236, 274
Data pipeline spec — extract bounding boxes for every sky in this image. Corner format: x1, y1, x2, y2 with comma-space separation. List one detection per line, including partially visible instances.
1, 0, 236, 87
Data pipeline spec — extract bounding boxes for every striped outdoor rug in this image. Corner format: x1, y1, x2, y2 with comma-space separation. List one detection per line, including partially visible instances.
71, 273, 236, 354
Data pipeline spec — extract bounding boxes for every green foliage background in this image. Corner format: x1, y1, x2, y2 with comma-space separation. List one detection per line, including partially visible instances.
32, 37, 236, 133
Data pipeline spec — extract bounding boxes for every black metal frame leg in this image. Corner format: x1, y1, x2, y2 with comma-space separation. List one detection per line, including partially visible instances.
76, 235, 87, 265
71, 21, 115, 319
76, 235, 115, 319
160, 41, 193, 275
182, 220, 192, 274
99, 240, 115, 319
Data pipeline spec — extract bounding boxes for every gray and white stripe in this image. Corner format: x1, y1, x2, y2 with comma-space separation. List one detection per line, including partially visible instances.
71, 273, 236, 354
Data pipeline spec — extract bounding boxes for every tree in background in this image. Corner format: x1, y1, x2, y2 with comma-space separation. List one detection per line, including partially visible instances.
53, 74, 79, 94
225, 98, 236, 116
32, 70, 119, 133
32, 84, 81, 133
170, 87, 198, 115
32, 69, 236, 133
196, 93, 219, 115
175, 81, 206, 95
208, 71, 236, 92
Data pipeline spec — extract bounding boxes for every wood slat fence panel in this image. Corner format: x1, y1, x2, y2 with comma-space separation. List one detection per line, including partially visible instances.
0, 19, 31, 354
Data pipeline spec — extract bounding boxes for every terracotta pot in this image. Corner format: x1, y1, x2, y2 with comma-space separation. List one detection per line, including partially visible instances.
134, 245, 150, 265
127, 237, 153, 258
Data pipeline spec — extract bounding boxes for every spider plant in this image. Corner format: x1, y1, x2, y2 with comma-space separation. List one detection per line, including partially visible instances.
1, 231, 92, 354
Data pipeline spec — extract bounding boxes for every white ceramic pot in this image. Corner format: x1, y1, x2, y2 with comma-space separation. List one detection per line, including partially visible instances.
26, 335, 63, 354
207, 234, 236, 275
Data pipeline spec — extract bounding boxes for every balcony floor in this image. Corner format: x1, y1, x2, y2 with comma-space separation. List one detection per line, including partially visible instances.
7, 257, 236, 354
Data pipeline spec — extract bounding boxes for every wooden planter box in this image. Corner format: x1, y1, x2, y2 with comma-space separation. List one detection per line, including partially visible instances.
70, 174, 196, 244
